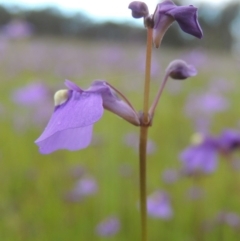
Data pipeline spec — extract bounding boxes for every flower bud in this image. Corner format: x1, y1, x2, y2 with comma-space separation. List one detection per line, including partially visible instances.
128, 1, 149, 18
166, 59, 197, 80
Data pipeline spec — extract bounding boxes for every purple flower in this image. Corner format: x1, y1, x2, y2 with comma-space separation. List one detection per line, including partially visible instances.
12, 82, 50, 106
218, 129, 240, 153
186, 186, 204, 200
147, 190, 173, 219
153, 0, 203, 47
185, 92, 229, 116
1, 19, 33, 39
162, 168, 179, 184
180, 49, 207, 69
180, 133, 219, 174
35, 80, 139, 154
184, 91, 229, 132
65, 176, 98, 202
96, 216, 120, 237
216, 211, 240, 229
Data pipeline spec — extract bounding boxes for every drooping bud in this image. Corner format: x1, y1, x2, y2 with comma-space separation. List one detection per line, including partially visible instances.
128, 1, 149, 18
166, 59, 197, 80
54, 89, 69, 106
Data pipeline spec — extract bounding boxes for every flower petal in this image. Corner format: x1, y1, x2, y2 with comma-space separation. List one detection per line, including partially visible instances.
153, 0, 203, 47
65, 79, 83, 92
36, 125, 93, 154
89, 81, 140, 126
35, 90, 103, 153
167, 5, 203, 39
128, 1, 149, 18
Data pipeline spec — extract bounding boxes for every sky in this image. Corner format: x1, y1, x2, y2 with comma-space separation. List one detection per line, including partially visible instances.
1, 0, 236, 23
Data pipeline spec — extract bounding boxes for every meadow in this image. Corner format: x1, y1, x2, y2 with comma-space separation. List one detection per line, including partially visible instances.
0, 37, 240, 241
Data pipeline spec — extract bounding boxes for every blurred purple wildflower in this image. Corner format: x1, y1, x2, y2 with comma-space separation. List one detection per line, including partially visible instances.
185, 91, 229, 117
65, 176, 98, 202
162, 168, 180, 184
186, 186, 204, 200
208, 78, 235, 93
180, 133, 219, 175
12, 82, 50, 106
216, 211, 240, 229
218, 129, 240, 153
68, 165, 86, 179
35, 80, 139, 154
180, 49, 207, 68
11, 81, 53, 131
147, 190, 173, 219
96, 216, 120, 237
1, 19, 33, 39
184, 91, 229, 132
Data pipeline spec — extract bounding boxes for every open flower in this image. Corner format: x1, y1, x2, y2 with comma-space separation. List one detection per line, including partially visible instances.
153, 0, 203, 47
129, 0, 203, 48
35, 80, 139, 154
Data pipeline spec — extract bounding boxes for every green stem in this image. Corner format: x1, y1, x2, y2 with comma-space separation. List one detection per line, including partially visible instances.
138, 27, 153, 241
142, 28, 153, 124
139, 126, 148, 241
148, 73, 169, 117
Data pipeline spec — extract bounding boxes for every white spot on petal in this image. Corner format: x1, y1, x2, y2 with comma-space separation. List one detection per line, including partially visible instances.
54, 89, 69, 106
191, 132, 204, 145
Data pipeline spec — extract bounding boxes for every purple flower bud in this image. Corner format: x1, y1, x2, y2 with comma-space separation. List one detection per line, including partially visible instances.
153, 0, 203, 47
128, 1, 149, 18
166, 59, 197, 80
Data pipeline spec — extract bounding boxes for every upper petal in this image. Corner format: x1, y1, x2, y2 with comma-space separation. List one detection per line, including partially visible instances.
166, 5, 203, 39
89, 80, 140, 126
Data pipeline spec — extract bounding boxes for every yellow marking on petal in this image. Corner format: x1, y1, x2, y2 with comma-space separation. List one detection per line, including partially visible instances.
191, 132, 204, 145
54, 89, 69, 106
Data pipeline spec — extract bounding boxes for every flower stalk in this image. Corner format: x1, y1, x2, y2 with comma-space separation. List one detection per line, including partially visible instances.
138, 27, 153, 241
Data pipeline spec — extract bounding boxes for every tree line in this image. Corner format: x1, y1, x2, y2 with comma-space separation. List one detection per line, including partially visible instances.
0, 1, 239, 50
